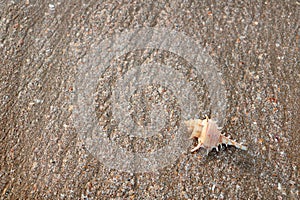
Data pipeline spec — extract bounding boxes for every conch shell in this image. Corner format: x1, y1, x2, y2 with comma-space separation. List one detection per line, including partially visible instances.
185, 116, 247, 154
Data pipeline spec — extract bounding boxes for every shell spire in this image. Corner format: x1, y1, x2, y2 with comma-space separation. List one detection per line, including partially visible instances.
219, 134, 247, 151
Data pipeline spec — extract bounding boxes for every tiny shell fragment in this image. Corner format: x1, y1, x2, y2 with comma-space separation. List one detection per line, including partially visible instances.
185, 116, 247, 154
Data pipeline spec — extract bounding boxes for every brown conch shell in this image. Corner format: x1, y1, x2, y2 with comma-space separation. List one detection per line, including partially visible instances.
185, 116, 247, 154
